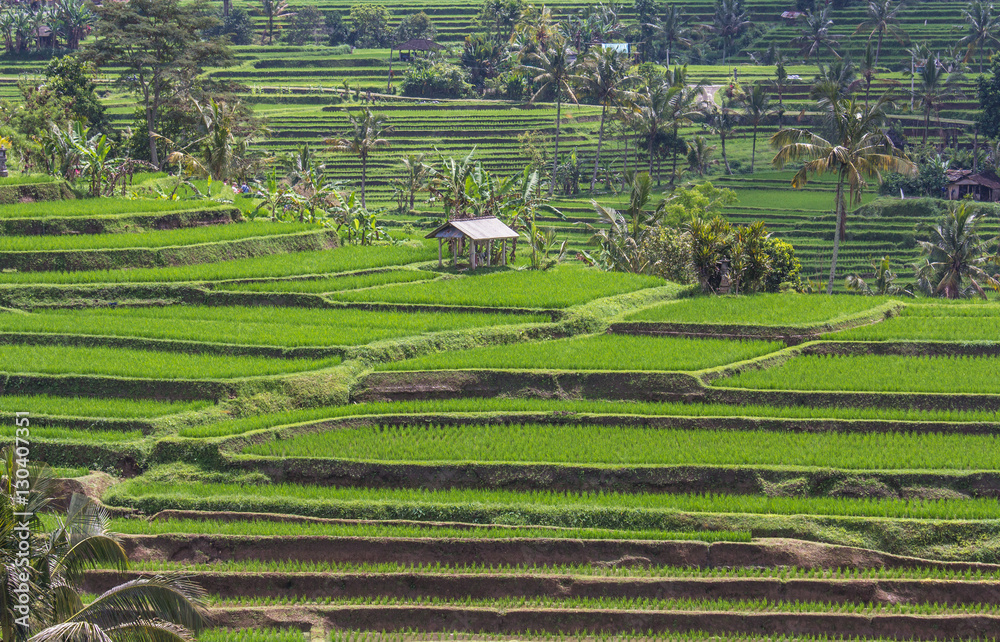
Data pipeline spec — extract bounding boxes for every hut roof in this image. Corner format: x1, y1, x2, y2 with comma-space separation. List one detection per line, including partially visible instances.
394, 38, 445, 51
425, 216, 519, 241
946, 169, 1000, 190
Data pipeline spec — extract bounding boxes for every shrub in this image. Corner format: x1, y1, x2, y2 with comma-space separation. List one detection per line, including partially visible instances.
400, 60, 474, 99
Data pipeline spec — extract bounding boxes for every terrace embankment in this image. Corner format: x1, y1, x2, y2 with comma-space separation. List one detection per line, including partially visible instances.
203, 605, 1000, 641
81, 570, 1000, 606
115, 534, 1000, 573
354, 368, 1000, 412
0, 205, 242, 236
223, 456, 1000, 499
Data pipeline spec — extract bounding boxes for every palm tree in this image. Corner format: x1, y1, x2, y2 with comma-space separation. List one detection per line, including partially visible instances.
771, 95, 916, 294
686, 135, 717, 176
739, 82, 773, 172
634, 79, 675, 183
708, 0, 750, 64
0, 453, 209, 642
663, 66, 707, 185
168, 98, 266, 183
658, 5, 694, 66
578, 47, 635, 191
793, 7, 840, 61
260, 0, 293, 44
912, 55, 963, 144
859, 41, 877, 107
915, 202, 1000, 298
523, 34, 580, 197
705, 95, 738, 175
811, 58, 860, 104
959, 0, 1000, 74
324, 107, 393, 208
772, 61, 788, 128
587, 171, 666, 273
854, 0, 908, 65
400, 153, 428, 210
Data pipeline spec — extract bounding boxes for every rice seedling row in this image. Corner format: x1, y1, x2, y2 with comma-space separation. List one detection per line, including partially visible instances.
375, 335, 783, 373
239, 422, 1000, 471
105, 479, 1000, 521
715, 355, 1000, 394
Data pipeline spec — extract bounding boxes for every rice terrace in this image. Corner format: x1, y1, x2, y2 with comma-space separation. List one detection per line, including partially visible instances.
9, 0, 1000, 639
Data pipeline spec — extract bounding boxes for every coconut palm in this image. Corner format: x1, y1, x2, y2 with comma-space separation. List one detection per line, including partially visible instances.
707, 0, 750, 64
771, 61, 788, 128
0, 451, 209, 642
739, 82, 774, 172
811, 58, 860, 104
663, 66, 707, 185
854, 0, 908, 65
686, 135, 717, 176
586, 171, 666, 273
793, 7, 840, 61
324, 107, 392, 208
959, 0, 1000, 74
912, 55, 963, 144
522, 33, 580, 197
167, 98, 266, 183
633, 79, 676, 183
658, 5, 694, 66
399, 153, 429, 210
915, 202, 1000, 299
771, 95, 916, 294
578, 47, 636, 190
705, 94, 739, 175
260, 0, 294, 44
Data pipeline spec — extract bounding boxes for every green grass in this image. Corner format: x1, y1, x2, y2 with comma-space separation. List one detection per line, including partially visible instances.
178, 397, 1000, 438
243, 422, 1000, 470
0, 394, 209, 418
0, 344, 339, 379
625, 294, 894, 326
715, 354, 1000, 394
108, 517, 746, 542
4, 306, 549, 347
0, 221, 321, 251
199, 630, 305, 642
327, 263, 671, 308
0, 425, 140, 441
375, 334, 783, 372
221, 269, 437, 293
106, 479, 1000, 521
827, 304, 1000, 341
0, 243, 436, 284
0, 198, 228, 219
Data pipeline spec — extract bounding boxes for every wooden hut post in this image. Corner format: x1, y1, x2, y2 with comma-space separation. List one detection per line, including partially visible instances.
486, 240, 491, 267
438, 239, 443, 268
502, 239, 507, 265
470, 239, 476, 270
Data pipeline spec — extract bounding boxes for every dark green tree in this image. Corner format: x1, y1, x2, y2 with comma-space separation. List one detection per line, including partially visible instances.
85, 0, 233, 167
977, 56, 1000, 139
42, 55, 110, 135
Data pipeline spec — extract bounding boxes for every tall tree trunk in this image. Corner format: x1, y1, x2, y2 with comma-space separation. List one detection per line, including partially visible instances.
623, 126, 629, 172
549, 94, 561, 197
146, 106, 159, 168
666, 41, 671, 66
974, 125, 979, 172
648, 129, 655, 177
923, 108, 930, 145
750, 124, 757, 173
875, 31, 883, 65
224, 0, 230, 16
720, 132, 731, 174
670, 122, 680, 185
360, 154, 367, 208
591, 103, 606, 190
826, 175, 846, 295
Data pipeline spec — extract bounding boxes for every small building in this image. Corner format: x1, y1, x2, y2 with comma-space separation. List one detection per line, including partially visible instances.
780, 10, 805, 22
425, 216, 519, 270
945, 169, 1000, 202
391, 38, 445, 62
